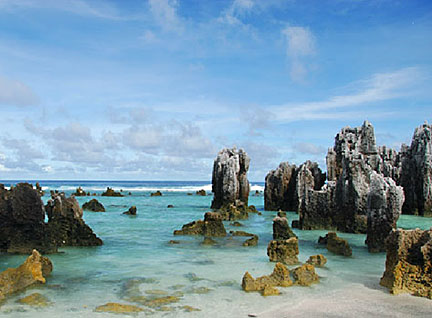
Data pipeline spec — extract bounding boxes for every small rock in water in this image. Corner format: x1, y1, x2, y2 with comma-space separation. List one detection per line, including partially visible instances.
169, 240, 180, 244
150, 191, 163, 197
167, 204, 174, 208
94, 303, 144, 313
123, 206, 137, 215
184, 272, 205, 282
181, 305, 201, 312
17, 293, 51, 307
145, 289, 168, 296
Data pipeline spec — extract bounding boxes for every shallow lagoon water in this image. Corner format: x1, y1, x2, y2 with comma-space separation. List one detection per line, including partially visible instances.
1, 181, 432, 317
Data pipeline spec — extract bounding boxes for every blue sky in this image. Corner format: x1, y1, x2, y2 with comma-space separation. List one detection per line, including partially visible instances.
0, 0, 431, 181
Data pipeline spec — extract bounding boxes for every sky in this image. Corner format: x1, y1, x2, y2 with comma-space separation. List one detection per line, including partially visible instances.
0, 0, 431, 181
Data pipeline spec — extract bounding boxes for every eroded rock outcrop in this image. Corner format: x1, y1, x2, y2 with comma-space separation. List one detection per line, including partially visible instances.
273, 214, 296, 240
380, 228, 432, 299
306, 254, 327, 267
292, 264, 319, 286
264, 162, 298, 211
0, 250, 52, 301
366, 172, 404, 252
318, 232, 352, 256
267, 237, 299, 265
173, 212, 226, 237
82, 199, 105, 212
102, 187, 123, 197
123, 206, 137, 215
45, 193, 103, 247
0, 183, 57, 254
211, 147, 250, 209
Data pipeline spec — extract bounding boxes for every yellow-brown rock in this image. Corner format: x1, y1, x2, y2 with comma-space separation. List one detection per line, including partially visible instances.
380, 228, 432, 299
319, 232, 352, 256
306, 254, 327, 267
17, 293, 51, 307
181, 305, 201, 312
95, 302, 144, 313
267, 237, 299, 264
241, 262, 293, 296
292, 264, 319, 286
145, 295, 180, 308
261, 285, 280, 296
0, 250, 53, 301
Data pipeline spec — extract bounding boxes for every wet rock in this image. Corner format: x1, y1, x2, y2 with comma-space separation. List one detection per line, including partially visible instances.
211, 147, 250, 209
306, 254, 327, 267
241, 262, 293, 295
0, 183, 57, 254
123, 206, 137, 216
253, 190, 261, 196
82, 199, 105, 212
319, 232, 352, 256
145, 296, 180, 308
366, 172, 404, 252
181, 305, 201, 312
73, 187, 86, 196
145, 289, 168, 296
230, 221, 243, 227
264, 162, 298, 211
17, 293, 51, 307
45, 193, 103, 247
243, 235, 258, 247
101, 187, 123, 197
217, 202, 257, 221
196, 189, 206, 196
185, 286, 212, 294
230, 230, 255, 237
261, 285, 280, 296
95, 303, 144, 313
167, 205, 174, 208
273, 216, 296, 240
291, 220, 299, 228
35, 183, 45, 196
169, 240, 180, 244
380, 228, 432, 299
267, 237, 299, 265
151, 191, 162, 197
0, 250, 53, 301
202, 237, 217, 245
292, 264, 319, 286
173, 212, 226, 237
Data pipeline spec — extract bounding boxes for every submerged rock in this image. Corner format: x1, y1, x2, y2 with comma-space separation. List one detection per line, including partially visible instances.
366, 172, 404, 252
82, 199, 105, 212
167, 205, 174, 208
101, 187, 123, 197
211, 147, 250, 209
306, 254, 327, 267
17, 293, 51, 307
242, 262, 293, 296
0, 250, 53, 301
267, 237, 299, 265
243, 235, 258, 247
319, 232, 352, 256
380, 228, 432, 299
292, 264, 319, 286
123, 206, 137, 215
173, 212, 226, 237
95, 303, 144, 313
202, 237, 217, 245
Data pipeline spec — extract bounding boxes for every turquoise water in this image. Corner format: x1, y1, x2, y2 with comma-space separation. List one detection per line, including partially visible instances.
1, 181, 432, 317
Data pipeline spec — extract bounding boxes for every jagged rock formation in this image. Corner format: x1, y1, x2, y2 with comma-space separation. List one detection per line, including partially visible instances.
267, 237, 299, 265
0, 250, 52, 301
399, 122, 432, 216
292, 264, 319, 286
318, 232, 352, 256
306, 254, 327, 267
211, 147, 250, 209
82, 199, 105, 212
45, 192, 103, 247
241, 262, 293, 296
173, 212, 227, 237
0, 183, 57, 254
102, 187, 123, 197
380, 228, 432, 299
366, 172, 404, 252
273, 214, 296, 240
150, 191, 162, 197
196, 189, 206, 196
73, 187, 87, 196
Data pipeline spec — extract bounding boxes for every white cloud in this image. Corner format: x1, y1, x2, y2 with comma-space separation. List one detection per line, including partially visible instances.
272, 67, 424, 121
148, 0, 183, 32
282, 26, 316, 82
294, 142, 326, 155
218, 0, 255, 25
0, 75, 39, 107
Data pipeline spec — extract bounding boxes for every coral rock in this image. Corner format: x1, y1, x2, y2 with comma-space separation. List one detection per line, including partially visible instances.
319, 232, 352, 256
306, 254, 327, 267
173, 212, 226, 237
82, 199, 105, 212
123, 206, 137, 215
95, 303, 144, 313
292, 264, 319, 286
101, 187, 123, 197
273, 216, 296, 240
267, 237, 299, 265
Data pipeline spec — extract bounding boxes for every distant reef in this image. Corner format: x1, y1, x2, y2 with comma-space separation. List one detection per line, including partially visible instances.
0, 183, 102, 254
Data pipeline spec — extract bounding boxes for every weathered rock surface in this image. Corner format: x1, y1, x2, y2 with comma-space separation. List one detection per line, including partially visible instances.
196, 189, 206, 196
380, 228, 432, 299
173, 212, 226, 237
0, 250, 53, 301
95, 303, 144, 313
264, 162, 298, 211
211, 147, 250, 209
273, 215, 296, 240
319, 232, 352, 256
243, 235, 258, 247
242, 262, 293, 296
151, 191, 163, 197
267, 237, 299, 265
123, 206, 137, 215
45, 193, 103, 247
73, 187, 87, 196
82, 199, 105, 212
101, 187, 123, 197
306, 254, 327, 267
292, 264, 319, 286
17, 293, 51, 307
399, 122, 432, 216
366, 172, 404, 252
0, 183, 57, 254
217, 202, 258, 221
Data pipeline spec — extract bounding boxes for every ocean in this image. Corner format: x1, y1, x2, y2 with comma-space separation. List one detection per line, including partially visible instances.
1, 180, 432, 317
